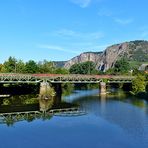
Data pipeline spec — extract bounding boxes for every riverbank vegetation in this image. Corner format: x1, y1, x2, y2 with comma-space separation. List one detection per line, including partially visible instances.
130, 74, 148, 99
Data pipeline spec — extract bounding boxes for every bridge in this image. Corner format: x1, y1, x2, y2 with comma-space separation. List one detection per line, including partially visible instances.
0, 73, 134, 83
0, 73, 135, 95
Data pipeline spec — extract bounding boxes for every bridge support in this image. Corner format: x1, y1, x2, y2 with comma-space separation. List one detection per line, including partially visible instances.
100, 82, 106, 95
39, 82, 55, 99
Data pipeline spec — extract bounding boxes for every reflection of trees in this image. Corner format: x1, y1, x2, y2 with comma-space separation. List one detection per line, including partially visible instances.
1, 112, 53, 126
41, 112, 52, 121
25, 113, 36, 122
131, 99, 146, 108
4, 115, 15, 127
1, 94, 38, 106
62, 83, 74, 96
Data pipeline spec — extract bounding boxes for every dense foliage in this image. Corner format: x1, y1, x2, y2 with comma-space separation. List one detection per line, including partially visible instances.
0, 56, 68, 74
105, 58, 130, 75
132, 74, 146, 95
114, 58, 130, 74
69, 61, 98, 74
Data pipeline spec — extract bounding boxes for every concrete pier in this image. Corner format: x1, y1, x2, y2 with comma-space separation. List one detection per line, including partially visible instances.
100, 82, 106, 95
39, 82, 55, 99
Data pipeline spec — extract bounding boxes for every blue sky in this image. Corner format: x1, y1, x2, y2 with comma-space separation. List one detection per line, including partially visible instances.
0, 0, 148, 63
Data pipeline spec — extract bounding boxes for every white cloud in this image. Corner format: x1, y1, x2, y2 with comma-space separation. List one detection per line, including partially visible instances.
114, 18, 133, 25
53, 29, 104, 40
97, 8, 134, 26
54, 29, 78, 37
38, 44, 79, 54
70, 0, 91, 8
42, 29, 105, 54
38, 43, 107, 55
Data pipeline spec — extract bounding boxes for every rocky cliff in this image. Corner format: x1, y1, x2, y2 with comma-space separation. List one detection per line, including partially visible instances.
64, 52, 103, 69
64, 40, 148, 71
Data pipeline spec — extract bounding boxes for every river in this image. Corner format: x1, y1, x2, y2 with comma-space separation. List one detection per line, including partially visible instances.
0, 89, 148, 148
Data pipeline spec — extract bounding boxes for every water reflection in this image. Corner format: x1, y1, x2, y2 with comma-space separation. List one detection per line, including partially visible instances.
39, 98, 54, 112
0, 89, 148, 148
68, 91, 148, 147
0, 94, 78, 126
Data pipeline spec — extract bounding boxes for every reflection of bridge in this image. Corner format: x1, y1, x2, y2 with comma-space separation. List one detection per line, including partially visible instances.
49, 107, 86, 117
0, 73, 136, 95
0, 111, 44, 125
0, 107, 86, 125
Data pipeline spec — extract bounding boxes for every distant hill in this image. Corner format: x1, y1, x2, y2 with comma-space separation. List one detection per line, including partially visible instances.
53, 61, 66, 68
63, 40, 148, 71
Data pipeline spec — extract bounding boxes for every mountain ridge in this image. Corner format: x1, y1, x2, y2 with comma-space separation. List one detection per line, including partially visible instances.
55, 40, 148, 71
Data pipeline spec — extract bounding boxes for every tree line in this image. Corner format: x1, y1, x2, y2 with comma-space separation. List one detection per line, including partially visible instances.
0, 56, 69, 74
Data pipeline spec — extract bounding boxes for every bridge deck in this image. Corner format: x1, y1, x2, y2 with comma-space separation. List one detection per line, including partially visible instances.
0, 73, 135, 83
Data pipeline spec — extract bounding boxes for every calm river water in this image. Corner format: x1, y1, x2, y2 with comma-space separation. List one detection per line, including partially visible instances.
0, 89, 148, 148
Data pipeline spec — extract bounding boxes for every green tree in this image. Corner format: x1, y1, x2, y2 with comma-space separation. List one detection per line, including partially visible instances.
132, 68, 145, 76
54, 68, 69, 74
69, 63, 81, 74
132, 74, 146, 94
16, 60, 25, 73
25, 60, 39, 73
105, 68, 115, 75
69, 61, 98, 74
38, 60, 55, 73
2, 56, 17, 73
114, 58, 130, 74
0, 64, 3, 72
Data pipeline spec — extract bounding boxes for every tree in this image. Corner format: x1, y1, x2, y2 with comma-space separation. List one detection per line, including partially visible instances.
114, 58, 130, 74
0, 64, 3, 72
69, 61, 98, 74
38, 60, 55, 73
54, 68, 69, 74
25, 60, 38, 73
132, 74, 146, 94
69, 63, 81, 74
2, 56, 17, 73
16, 60, 25, 73
105, 68, 115, 75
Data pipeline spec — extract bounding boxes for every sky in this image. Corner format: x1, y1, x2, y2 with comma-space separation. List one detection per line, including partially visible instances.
0, 0, 148, 63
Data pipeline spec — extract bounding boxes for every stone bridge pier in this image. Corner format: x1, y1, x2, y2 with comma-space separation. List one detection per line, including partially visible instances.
100, 82, 106, 95
39, 82, 51, 98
